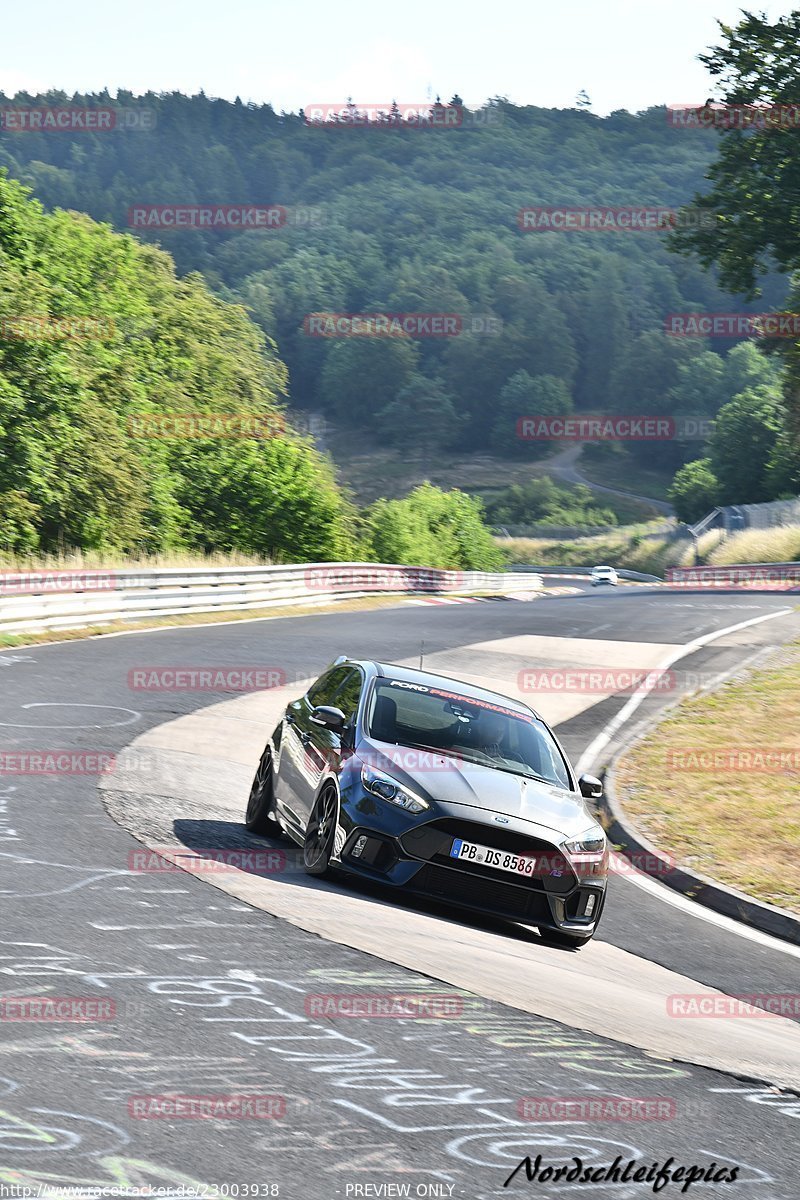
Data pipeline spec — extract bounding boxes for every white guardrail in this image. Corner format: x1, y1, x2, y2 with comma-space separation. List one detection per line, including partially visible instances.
0, 563, 543, 636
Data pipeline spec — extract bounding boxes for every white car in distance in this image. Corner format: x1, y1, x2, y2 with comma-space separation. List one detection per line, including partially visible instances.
590, 565, 619, 587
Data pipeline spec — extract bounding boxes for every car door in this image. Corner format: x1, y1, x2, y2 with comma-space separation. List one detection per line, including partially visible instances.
276, 665, 356, 833
297, 666, 364, 828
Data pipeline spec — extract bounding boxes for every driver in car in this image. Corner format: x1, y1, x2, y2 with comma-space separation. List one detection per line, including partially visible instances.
475, 713, 507, 760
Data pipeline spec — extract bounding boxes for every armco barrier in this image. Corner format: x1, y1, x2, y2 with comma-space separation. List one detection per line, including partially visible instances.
0, 563, 542, 636
665, 562, 800, 590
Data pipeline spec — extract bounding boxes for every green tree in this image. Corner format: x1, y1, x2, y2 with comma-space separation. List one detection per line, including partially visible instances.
668, 458, 721, 523
709, 386, 785, 504
490, 372, 572, 456
177, 436, 358, 561
0, 172, 358, 562
377, 375, 462, 448
486, 478, 616, 527
366, 484, 505, 570
670, 11, 800, 452
319, 335, 419, 426
765, 429, 800, 498
574, 261, 628, 411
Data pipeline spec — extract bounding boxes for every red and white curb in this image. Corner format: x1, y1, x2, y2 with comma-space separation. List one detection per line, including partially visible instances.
405, 588, 579, 606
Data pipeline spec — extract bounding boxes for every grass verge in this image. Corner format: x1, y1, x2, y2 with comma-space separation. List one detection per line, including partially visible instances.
702, 526, 800, 566
614, 642, 800, 914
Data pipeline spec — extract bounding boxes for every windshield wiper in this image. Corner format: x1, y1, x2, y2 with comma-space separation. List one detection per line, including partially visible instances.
458, 756, 553, 785
395, 740, 463, 759
368, 736, 460, 757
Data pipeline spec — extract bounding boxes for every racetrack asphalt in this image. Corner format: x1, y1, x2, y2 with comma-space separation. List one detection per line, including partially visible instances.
1, 585, 798, 1197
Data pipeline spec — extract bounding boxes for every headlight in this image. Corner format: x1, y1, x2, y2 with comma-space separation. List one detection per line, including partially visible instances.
564, 827, 606, 856
360, 765, 429, 814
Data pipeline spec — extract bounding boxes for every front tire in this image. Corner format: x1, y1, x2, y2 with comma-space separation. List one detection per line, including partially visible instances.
245, 747, 281, 836
303, 786, 338, 877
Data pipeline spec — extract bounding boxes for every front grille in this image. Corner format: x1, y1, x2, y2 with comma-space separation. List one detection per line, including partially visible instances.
410, 863, 550, 921
400, 817, 575, 894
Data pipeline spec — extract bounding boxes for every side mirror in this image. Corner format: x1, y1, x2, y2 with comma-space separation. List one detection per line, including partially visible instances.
310, 705, 346, 733
578, 774, 603, 800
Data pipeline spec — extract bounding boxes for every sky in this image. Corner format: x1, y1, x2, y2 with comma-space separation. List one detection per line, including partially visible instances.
0, 1, 793, 116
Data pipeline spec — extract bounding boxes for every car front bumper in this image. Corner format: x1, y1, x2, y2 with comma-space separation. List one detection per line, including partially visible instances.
333, 813, 607, 936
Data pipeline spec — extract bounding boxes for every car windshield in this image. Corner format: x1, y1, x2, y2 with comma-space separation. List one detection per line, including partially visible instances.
365, 678, 571, 788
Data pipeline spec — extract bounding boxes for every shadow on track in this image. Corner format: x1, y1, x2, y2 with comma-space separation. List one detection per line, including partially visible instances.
172, 816, 586, 951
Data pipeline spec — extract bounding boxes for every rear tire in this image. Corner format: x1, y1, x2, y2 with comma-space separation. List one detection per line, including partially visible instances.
303, 786, 338, 877
245, 747, 281, 836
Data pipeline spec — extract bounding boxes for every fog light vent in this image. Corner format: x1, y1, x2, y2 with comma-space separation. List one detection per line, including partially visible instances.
352, 835, 368, 859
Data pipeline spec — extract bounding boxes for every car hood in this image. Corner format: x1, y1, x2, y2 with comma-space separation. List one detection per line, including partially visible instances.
356, 738, 595, 840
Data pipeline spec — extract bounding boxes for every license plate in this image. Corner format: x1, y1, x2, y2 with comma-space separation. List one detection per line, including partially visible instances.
449, 838, 537, 877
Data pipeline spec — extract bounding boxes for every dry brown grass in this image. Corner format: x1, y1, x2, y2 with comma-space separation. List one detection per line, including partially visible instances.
705, 526, 800, 566
500, 525, 691, 576
615, 644, 800, 913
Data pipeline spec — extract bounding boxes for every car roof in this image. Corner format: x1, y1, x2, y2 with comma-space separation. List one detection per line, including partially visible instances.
354, 659, 540, 719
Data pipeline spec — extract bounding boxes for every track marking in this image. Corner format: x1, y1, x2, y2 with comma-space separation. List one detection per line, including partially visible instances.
0, 702, 140, 729
608, 851, 800, 960
576, 608, 792, 775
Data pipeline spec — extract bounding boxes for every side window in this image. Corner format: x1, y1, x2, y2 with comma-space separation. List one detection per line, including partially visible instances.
307, 666, 352, 708
335, 669, 364, 724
